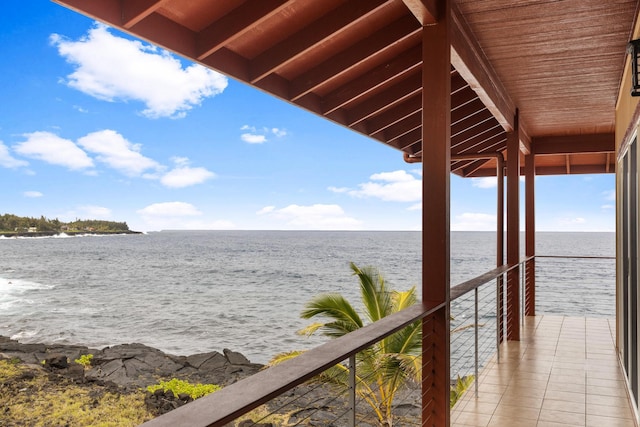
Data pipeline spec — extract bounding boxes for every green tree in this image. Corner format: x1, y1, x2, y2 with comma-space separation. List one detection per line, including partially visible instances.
272, 262, 421, 427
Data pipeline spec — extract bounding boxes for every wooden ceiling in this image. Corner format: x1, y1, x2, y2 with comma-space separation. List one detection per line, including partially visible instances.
53, 0, 638, 177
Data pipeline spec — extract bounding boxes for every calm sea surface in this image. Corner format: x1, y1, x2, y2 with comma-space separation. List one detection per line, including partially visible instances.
0, 231, 615, 363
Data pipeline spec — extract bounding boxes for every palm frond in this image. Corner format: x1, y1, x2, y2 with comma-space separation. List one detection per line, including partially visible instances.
266, 350, 305, 367
297, 322, 324, 337
394, 353, 421, 383
386, 320, 421, 355
300, 293, 363, 334
350, 262, 393, 323
392, 287, 417, 311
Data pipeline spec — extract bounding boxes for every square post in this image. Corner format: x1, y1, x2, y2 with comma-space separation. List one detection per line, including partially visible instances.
506, 110, 520, 341
421, 0, 451, 424
524, 152, 536, 316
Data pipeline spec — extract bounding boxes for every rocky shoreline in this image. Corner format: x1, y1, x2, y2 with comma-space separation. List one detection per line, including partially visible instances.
0, 336, 422, 426
0, 230, 142, 238
0, 335, 263, 417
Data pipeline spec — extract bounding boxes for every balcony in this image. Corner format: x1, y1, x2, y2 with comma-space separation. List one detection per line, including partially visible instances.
140, 255, 627, 427
451, 315, 633, 427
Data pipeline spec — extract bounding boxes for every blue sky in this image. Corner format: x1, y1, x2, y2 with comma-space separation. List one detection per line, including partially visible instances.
0, 1, 615, 232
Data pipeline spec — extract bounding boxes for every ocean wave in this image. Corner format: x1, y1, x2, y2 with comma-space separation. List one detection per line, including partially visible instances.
0, 277, 55, 292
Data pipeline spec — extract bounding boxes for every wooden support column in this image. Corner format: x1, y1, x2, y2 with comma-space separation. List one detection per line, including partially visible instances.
497, 154, 505, 343
524, 152, 536, 316
421, 0, 451, 424
506, 110, 520, 341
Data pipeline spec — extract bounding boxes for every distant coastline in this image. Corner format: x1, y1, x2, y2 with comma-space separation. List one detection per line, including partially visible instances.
0, 230, 143, 238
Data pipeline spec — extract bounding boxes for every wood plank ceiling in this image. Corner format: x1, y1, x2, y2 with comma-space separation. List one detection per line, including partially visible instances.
53, 0, 638, 177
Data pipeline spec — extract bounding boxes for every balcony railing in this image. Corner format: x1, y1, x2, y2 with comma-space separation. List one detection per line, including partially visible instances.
139, 255, 614, 426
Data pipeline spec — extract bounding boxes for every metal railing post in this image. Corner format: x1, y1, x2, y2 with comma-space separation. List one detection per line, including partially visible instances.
521, 262, 525, 325
349, 355, 356, 427
496, 276, 501, 363
474, 287, 479, 397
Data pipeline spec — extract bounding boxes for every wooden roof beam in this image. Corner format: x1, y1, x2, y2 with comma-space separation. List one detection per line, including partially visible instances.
345, 72, 422, 126
197, 0, 290, 60
366, 73, 466, 136
460, 158, 493, 177
382, 111, 421, 141
291, 16, 421, 101
532, 133, 615, 155
450, 3, 516, 132
366, 94, 422, 135
249, 0, 390, 83
402, 0, 438, 25
321, 44, 422, 114
123, 0, 167, 29
451, 121, 503, 149
452, 132, 506, 156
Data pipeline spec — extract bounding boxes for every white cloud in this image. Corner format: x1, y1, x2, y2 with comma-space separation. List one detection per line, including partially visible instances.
161, 164, 216, 188
346, 170, 421, 202
451, 212, 497, 231
407, 203, 421, 211
257, 203, 361, 230
14, 131, 94, 170
79, 205, 111, 218
472, 177, 497, 189
601, 204, 614, 210
240, 125, 287, 144
51, 24, 228, 119
327, 186, 349, 193
256, 206, 275, 215
24, 191, 43, 198
241, 133, 267, 144
138, 202, 203, 217
77, 130, 161, 177
272, 128, 287, 137
0, 141, 28, 168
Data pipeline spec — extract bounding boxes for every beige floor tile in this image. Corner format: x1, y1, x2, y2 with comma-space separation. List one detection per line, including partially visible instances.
587, 377, 627, 389
586, 414, 637, 427
461, 400, 500, 415
541, 398, 585, 414
537, 422, 584, 427
586, 385, 628, 398
546, 380, 586, 394
487, 414, 538, 427
548, 373, 586, 385
538, 408, 586, 425
492, 403, 540, 420
453, 411, 492, 427
450, 315, 635, 427
586, 402, 634, 419
586, 393, 633, 408
504, 385, 547, 399
498, 395, 544, 409
544, 389, 586, 404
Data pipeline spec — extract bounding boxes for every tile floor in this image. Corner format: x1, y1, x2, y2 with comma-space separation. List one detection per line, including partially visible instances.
451, 315, 638, 427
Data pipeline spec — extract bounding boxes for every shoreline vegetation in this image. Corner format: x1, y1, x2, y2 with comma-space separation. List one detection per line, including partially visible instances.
0, 213, 141, 238
0, 335, 422, 426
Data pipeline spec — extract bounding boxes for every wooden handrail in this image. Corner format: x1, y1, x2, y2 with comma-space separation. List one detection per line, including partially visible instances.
141, 257, 543, 427
140, 301, 445, 427
450, 257, 533, 301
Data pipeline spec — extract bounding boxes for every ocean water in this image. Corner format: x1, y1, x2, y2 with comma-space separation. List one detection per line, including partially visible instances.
0, 231, 615, 363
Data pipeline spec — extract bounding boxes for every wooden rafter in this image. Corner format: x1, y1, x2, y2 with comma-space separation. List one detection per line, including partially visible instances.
249, 0, 391, 83
402, 0, 438, 25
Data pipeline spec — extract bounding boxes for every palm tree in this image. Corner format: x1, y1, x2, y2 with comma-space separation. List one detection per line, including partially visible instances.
275, 262, 422, 426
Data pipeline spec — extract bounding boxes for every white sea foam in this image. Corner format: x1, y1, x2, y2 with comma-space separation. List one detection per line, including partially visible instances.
10, 329, 38, 341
